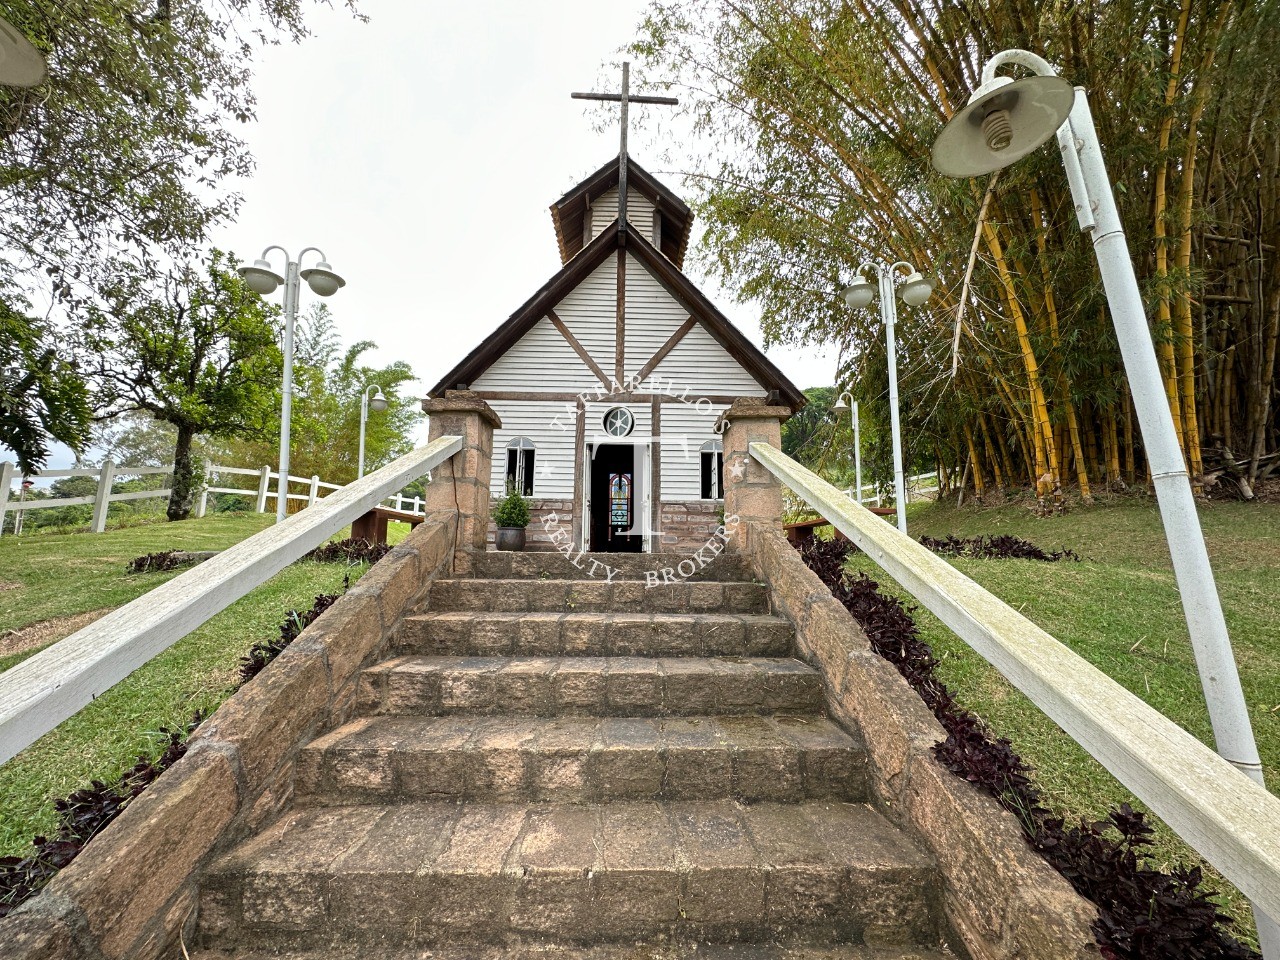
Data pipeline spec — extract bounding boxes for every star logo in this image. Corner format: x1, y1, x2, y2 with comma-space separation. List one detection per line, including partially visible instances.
727, 457, 747, 481
536, 461, 555, 479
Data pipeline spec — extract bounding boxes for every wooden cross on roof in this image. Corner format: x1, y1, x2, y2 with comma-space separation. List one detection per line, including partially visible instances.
572, 62, 678, 234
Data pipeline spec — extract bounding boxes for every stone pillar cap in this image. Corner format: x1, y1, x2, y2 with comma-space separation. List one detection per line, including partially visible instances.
715, 397, 792, 432
420, 390, 502, 429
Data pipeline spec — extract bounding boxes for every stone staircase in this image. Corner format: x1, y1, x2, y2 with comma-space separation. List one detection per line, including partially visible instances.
194, 552, 951, 959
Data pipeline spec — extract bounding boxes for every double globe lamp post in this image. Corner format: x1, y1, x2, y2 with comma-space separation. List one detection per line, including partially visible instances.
840, 263, 933, 534
933, 48, 1275, 953
238, 248, 345, 522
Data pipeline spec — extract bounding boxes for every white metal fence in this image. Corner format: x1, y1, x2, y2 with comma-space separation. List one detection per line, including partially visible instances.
0, 460, 427, 536
0, 436, 462, 765
750, 440, 1280, 925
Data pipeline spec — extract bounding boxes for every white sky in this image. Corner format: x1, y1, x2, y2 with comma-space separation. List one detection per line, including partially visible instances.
28, 0, 837, 470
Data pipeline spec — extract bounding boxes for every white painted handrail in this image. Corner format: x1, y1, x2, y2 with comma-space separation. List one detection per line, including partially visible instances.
749, 440, 1280, 921
0, 435, 463, 765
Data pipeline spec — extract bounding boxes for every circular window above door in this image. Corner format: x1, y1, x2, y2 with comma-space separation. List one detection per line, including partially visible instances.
602, 407, 635, 438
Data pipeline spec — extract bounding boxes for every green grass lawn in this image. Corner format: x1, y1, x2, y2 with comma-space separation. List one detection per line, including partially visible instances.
0, 512, 412, 856
842, 493, 1280, 945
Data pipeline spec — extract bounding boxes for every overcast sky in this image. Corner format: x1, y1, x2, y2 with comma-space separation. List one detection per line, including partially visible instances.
28, 0, 837, 471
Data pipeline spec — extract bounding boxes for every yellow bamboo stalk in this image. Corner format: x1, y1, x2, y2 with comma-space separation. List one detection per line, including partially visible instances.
1029, 190, 1093, 501
1152, 0, 1193, 455
981, 220, 1056, 495
1174, 2, 1232, 487
964, 422, 986, 499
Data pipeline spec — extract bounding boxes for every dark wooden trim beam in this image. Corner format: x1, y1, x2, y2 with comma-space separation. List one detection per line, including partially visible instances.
571, 398, 586, 550
547, 309, 611, 387
634, 316, 696, 384
615, 250, 626, 383
651, 395, 662, 506
473, 390, 759, 405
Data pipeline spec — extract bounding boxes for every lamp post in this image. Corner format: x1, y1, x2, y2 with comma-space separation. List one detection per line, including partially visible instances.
933, 49, 1276, 955
841, 262, 933, 534
832, 390, 862, 504
238, 247, 345, 522
0, 16, 47, 87
358, 384, 389, 480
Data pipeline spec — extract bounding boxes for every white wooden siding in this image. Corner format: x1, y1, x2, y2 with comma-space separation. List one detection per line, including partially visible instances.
583, 401, 652, 448
650, 322, 767, 396
488, 400, 577, 499
623, 253, 690, 382
659, 401, 728, 501
553, 257, 618, 378
472, 316, 600, 393
589, 187, 656, 242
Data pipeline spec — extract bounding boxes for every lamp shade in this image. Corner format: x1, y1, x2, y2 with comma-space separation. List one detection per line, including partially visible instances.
841, 279, 875, 310
0, 16, 46, 88
237, 259, 284, 296
931, 74, 1075, 178
368, 389, 389, 413
832, 395, 850, 413
300, 261, 345, 297
898, 271, 934, 306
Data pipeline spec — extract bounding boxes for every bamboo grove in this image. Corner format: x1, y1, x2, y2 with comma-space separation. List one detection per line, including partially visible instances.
633, 0, 1280, 501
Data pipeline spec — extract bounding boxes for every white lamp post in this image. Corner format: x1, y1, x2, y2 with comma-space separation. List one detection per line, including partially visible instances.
933, 48, 1276, 955
358, 384, 389, 479
238, 247, 345, 522
841, 262, 933, 533
832, 390, 863, 504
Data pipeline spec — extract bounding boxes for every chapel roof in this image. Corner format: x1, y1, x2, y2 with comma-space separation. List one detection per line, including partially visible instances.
427, 216, 805, 410
549, 156, 693, 268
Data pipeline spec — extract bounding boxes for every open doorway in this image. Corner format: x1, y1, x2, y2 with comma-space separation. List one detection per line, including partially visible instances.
588, 443, 643, 552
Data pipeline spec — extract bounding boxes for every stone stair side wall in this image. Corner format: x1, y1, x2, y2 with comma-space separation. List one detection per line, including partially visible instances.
741, 522, 1101, 960
0, 512, 459, 960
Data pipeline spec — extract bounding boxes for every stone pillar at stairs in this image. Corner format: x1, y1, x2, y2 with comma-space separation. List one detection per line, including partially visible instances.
420, 390, 501, 575
716, 397, 791, 552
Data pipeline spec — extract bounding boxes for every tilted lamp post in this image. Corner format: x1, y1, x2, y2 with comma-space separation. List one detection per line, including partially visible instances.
933, 48, 1277, 955
238, 247, 345, 522
0, 16, 47, 87
831, 390, 863, 504
358, 384, 389, 480
841, 262, 933, 533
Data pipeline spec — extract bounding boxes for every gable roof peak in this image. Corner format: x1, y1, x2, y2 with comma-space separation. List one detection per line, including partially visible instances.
549, 155, 694, 268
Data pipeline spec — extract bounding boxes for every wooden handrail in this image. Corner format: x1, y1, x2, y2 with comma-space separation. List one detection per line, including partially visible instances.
749, 439, 1280, 920
0, 436, 463, 765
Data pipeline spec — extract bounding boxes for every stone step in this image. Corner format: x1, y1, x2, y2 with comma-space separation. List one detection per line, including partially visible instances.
296, 715, 866, 804
396, 612, 793, 658
198, 799, 939, 949
428, 578, 770, 614
191, 943, 952, 960
467, 550, 754, 582
357, 655, 825, 718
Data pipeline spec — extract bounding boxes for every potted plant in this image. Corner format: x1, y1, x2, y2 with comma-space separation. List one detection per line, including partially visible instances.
492, 488, 531, 551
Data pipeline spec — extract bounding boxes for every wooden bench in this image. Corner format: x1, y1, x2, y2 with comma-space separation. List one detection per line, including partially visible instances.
783, 507, 895, 546
351, 506, 425, 545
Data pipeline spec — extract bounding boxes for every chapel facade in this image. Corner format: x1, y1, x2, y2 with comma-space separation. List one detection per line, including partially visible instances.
428, 156, 804, 552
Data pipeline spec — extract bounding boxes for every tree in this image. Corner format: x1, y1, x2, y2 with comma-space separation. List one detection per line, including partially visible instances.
80, 250, 282, 520
0, 1, 360, 467
634, 0, 1280, 498
211, 304, 420, 489
1, 302, 91, 474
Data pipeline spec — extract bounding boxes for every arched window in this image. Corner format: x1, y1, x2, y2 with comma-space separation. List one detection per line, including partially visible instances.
506, 437, 535, 496
700, 439, 724, 500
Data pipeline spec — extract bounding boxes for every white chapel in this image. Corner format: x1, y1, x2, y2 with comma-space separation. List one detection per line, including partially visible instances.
427, 155, 804, 553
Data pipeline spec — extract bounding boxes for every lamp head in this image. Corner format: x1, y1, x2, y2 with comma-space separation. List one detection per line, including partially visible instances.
300, 260, 345, 297
897, 271, 934, 307
931, 73, 1075, 178
368, 388, 389, 413
832, 395, 850, 413
0, 17, 46, 87
238, 259, 284, 296
841, 278, 876, 310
